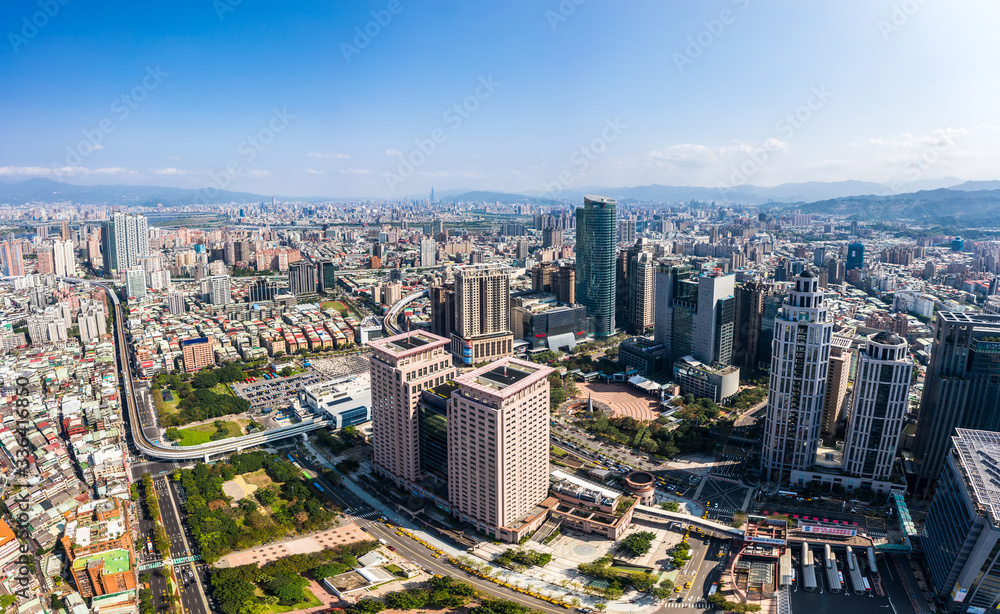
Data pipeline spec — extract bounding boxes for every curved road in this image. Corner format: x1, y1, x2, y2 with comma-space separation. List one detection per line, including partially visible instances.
60, 277, 331, 461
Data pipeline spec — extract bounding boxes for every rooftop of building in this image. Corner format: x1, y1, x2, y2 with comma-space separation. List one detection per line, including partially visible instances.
455, 356, 553, 397
953, 429, 1000, 526
72, 548, 131, 575
368, 329, 449, 355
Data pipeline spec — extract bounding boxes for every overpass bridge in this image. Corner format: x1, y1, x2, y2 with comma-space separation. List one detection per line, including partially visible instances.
59, 276, 334, 461
383, 288, 428, 335
634, 504, 745, 539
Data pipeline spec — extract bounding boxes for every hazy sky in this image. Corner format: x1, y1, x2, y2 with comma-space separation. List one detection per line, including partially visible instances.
2, 0, 998, 198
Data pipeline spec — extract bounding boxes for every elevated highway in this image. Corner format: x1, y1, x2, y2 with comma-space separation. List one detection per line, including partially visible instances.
60, 277, 332, 461
383, 288, 428, 335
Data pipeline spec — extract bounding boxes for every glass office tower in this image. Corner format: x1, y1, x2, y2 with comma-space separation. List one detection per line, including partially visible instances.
575, 195, 617, 337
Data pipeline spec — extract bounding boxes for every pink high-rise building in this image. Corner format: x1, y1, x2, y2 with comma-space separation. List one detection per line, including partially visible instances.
368, 331, 456, 489
0, 240, 25, 277
447, 357, 552, 538
36, 244, 54, 275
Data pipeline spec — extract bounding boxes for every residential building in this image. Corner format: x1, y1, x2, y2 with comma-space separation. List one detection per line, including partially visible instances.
0, 239, 25, 277
27, 308, 68, 345
61, 499, 135, 598
429, 282, 456, 339
368, 331, 456, 490
912, 312, 1000, 495
167, 290, 185, 315
542, 227, 563, 249
182, 337, 214, 372
618, 217, 636, 245
530, 262, 575, 304
102, 212, 148, 275
36, 244, 54, 275
53, 239, 74, 277
922, 429, 1000, 612
821, 336, 853, 439
450, 263, 513, 365
447, 357, 553, 540
761, 270, 834, 485
77, 300, 107, 345
420, 238, 436, 268
202, 275, 231, 306
124, 266, 146, 299
624, 239, 655, 335
576, 195, 617, 337
841, 332, 912, 481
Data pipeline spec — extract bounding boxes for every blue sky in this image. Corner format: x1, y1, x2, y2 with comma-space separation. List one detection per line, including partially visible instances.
1, 0, 998, 198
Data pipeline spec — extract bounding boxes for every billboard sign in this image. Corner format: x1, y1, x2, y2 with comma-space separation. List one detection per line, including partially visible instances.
800, 523, 857, 537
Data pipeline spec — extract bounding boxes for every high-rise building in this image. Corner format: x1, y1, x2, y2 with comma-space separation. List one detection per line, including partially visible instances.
182, 337, 214, 372
36, 244, 54, 275
733, 280, 776, 371
846, 242, 865, 270
671, 270, 736, 367
53, 239, 74, 277
922, 429, 1000, 612
102, 212, 149, 275
317, 260, 337, 293
420, 238, 436, 268
125, 267, 146, 299
202, 275, 231, 305
542, 227, 563, 249
77, 299, 107, 345
0, 240, 25, 277
761, 270, 833, 485
841, 332, 912, 481
653, 262, 693, 352
448, 357, 553, 539
288, 261, 317, 295
368, 331, 456, 489
618, 217, 637, 245
912, 312, 1000, 495
530, 263, 575, 304
820, 336, 853, 439
167, 290, 186, 315
61, 499, 136, 598
429, 282, 456, 339
813, 246, 827, 268
624, 239, 655, 335
576, 195, 617, 337
249, 277, 282, 303
451, 263, 513, 365
516, 240, 529, 260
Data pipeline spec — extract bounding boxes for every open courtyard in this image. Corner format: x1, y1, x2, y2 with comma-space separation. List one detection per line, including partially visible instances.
574, 382, 661, 421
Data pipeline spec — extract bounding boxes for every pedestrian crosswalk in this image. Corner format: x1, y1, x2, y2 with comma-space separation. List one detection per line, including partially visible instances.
661, 601, 708, 608
346, 508, 379, 519
869, 531, 886, 538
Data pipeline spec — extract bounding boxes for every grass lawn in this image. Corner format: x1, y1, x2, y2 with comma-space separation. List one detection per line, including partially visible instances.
257, 588, 321, 614
153, 388, 180, 417
550, 446, 568, 457
175, 420, 246, 446
242, 469, 278, 490
210, 382, 236, 396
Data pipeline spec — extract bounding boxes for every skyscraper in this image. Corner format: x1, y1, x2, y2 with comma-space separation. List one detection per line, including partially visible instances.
653, 262, 693, 351
672, 270, 736, 366
288, 261, 317, 295
368, 331, 456, 489
624, 238, 655, 335
447, 357, 553, 538
733, 280, 776, 371
125, 266, 146, 299
451, 263, 513, 365
761, 270, 833, 485
0, 239, 25, 277
420, 238, 436, 268
102, 212, 149, 275
841, 332, 912, 481
202, 275, 231, 306
912, 312, 1000, 495
429, 282, 456, 339
576, 195, 617, 337
53, 239, 74, 277
542, 227, 563, 249
36, 244, 54, 275
846, 242, 865, 270
316, 260, 337, 293
618, 217, 637, 244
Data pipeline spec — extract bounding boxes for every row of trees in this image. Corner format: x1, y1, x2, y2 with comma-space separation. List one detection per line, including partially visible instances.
577, 554, 659, 598
140, 473, 170, 556
707, 592, 762, 613
495, 548, 552, 569
618, 531, 655, 557
351, 576, 477, 613
177, 451, 337, 563
581, 413, 717, 458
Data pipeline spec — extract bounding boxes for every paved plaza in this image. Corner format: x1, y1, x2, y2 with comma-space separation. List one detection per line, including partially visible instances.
575, 383, 661, 421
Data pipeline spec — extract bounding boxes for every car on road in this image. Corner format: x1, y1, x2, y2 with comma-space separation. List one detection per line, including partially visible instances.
674, 587, 681, 593
388, 546, 396, 551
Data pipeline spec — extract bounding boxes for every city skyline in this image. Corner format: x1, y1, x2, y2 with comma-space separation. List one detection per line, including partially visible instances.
3, 0, 1000, 197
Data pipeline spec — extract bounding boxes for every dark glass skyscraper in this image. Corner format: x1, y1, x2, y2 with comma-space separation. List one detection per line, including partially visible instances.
846, 242, 865, 270
575, 195, 617, 337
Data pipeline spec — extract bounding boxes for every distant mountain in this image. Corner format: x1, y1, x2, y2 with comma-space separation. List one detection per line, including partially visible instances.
793, 187, 1000, 226
442, 190, 552, 204
948, 180, 1000, 191
526, 180, 903, 204
0, 178, 312, 206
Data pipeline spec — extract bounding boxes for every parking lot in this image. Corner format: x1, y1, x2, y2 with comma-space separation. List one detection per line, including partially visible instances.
308, 352, 370, 378
232, 372, 325, 412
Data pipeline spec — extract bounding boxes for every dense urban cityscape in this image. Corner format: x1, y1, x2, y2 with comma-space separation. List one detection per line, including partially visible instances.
4, 3, 999, 614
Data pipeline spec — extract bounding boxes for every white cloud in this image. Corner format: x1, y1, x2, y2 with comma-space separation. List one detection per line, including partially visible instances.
92, 144, 104, 151
245, 170, 271, 178
385, 148, 402, 156
866, 128, 969, 148
338, 168, 371, 175
647, 140, 786, 167
92, 167, 133, 175
152, 167, 189, 175
306, 152, 351, 159
304, 168, 327, 175
0, 166, 53, 176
